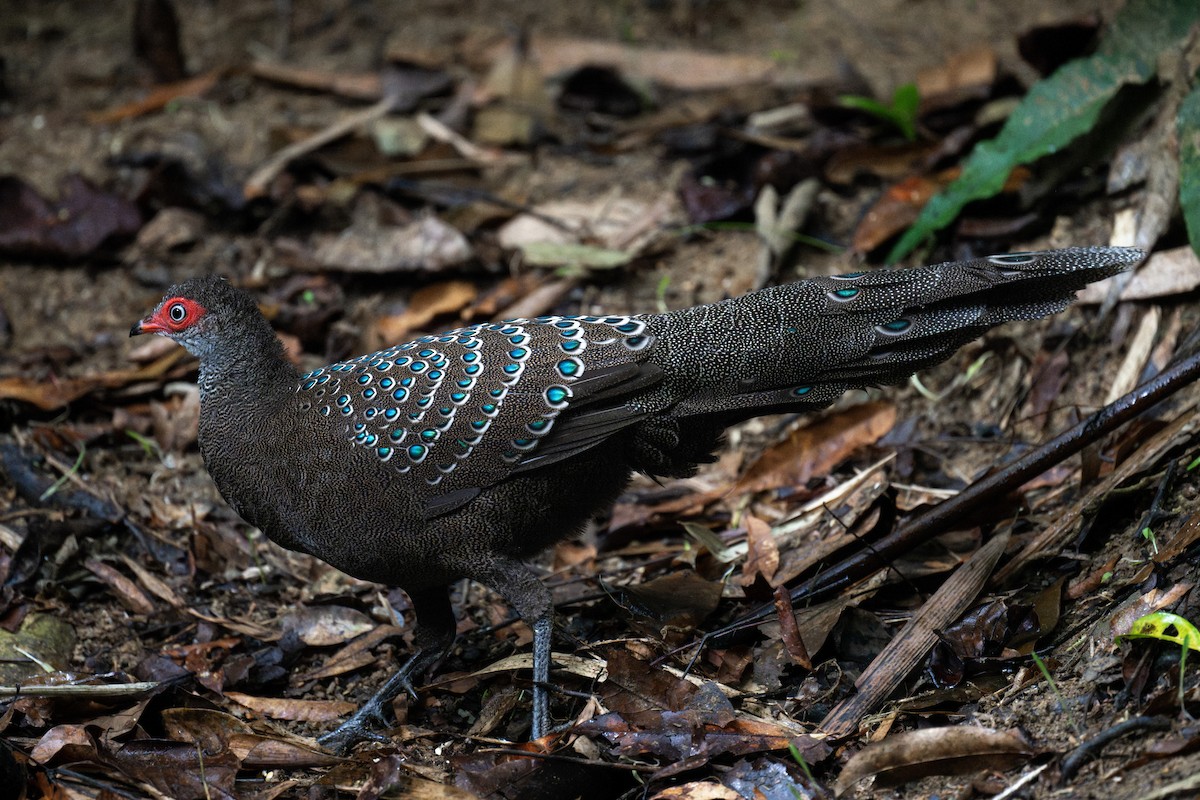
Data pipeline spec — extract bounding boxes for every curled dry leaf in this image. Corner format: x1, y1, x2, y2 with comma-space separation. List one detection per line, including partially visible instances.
224, 691, 357, 723
373, 280, 478, 344
313, 215, 472, 273
229, 733, 343, 769
737, 400, 896, 494
132, 207, 206, 255
0, 174, 141, 258
498, 197, 660, 252
835, 726, 1035, 796
739, 514, 780, 587
84, 560, 157, 616
162, 707, 342, 767
652, 782, 742, 800
280, 605, 375, 647
30, 723, 96, 766
516, 36, 779, 91
469, 651, 607, 682
295, 624, 404, 682
1110, 583, 1196, 639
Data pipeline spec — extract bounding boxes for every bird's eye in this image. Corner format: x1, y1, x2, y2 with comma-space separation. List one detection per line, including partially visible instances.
168, 303, 187, 323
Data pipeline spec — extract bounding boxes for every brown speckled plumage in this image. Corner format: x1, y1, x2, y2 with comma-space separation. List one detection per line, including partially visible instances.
131, 246, 1141, 750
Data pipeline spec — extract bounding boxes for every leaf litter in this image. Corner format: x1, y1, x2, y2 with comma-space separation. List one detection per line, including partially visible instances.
2, 1, 1200, 798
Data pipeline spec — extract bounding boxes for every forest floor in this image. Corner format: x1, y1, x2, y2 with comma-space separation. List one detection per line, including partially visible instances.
4, 1, 1200, 799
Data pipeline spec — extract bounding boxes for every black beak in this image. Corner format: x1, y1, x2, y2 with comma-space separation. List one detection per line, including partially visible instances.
130, 320, 146, 337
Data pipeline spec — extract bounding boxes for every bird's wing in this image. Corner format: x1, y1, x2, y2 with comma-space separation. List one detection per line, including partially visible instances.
295, 314, 661, 518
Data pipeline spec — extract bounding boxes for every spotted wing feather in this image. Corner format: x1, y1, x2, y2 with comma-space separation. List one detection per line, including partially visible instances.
296, 314, 657, 515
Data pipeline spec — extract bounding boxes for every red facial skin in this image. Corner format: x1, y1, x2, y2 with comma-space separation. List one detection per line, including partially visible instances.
136, 297, 206, 335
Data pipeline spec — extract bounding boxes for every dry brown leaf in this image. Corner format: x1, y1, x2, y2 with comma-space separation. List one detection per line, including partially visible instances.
118, 555, 184, 609
374, 280, 477, 344
739, 514, 780, 587
772, 585, 811, 668
852, 175, 951, 254
281, 605, 375, 647
522, 36, 778, 90
29, 724, 96, 766
497, 197, 662, 251
0, 349, 188, 411
224, 692, 357, 723
835, 726, 1034, 795
312, 215, 472, 274
1109, 583, 1195, 638
87, 70, 222, 124
296, 624, 404, 682
84, 560, 156, 616
770, 456, 891, 586
738, 401, 896, 494
229, 733, 342, 768
249, 61, 383, 100
851, 167, 1028, 254
298, 649, 378, 682
652, 782, 743, 799
916, 48, 997, 99
185, 609, 279, 641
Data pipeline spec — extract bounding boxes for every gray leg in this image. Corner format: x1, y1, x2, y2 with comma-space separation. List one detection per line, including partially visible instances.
530, 615, 551, 738
318, 586, 455, 754
475, 557, 554, 739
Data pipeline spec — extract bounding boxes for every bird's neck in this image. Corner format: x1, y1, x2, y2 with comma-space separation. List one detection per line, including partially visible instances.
195, 327, 297, 416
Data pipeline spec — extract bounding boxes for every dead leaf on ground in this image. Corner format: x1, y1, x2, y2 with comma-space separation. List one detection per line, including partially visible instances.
84, 560, 157, 616
281, 605, 375, 647
0, 348, 188, 411
0, 174, 141, 259
739, 514, 780, 587
915, 48, 997, 106
249, 61, 383, 100
738, 401, 896, 494
498, 196, 670, 253
313, 214, 472, 273
110, 739, 240, 800
851, 168, 1028, 254
87, 70, 222, 124
517, 36, 780, 90
1110, 583, 1196, 639
374, 280, 478, 344
613, 570, 724, 639
835, 726, 1034, 796
224, 691, 358, 723
652, 782, 742, 800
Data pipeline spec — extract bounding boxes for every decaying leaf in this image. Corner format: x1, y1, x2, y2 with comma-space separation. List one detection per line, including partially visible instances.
835, 726, 1035, 795
738, 401, 896, 494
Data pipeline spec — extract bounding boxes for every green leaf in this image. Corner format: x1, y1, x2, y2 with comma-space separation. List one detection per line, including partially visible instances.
1178, 83, 1200, 257
519, 241, 632, 270
680, 521, 744, 563
1116, 611, 1200, 652
888, 0, 1200, 262
839, 83, 919, 141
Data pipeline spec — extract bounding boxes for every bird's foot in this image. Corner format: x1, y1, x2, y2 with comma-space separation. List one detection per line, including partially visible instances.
318, 698, 395, 754
317, 663, 423, 754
